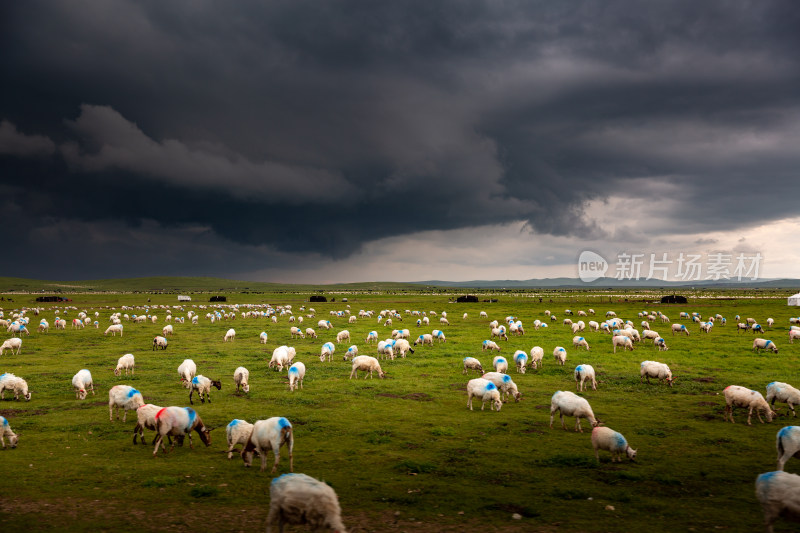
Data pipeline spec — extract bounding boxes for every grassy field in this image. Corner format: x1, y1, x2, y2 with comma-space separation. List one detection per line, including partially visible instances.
1, 288, 799, 532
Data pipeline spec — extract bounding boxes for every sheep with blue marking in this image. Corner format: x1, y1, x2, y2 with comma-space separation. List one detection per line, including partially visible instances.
290, 326, 304, 339
415, 334, 433, 346
242, 417, 294, 473
189, 375, 222, 404
1, 415, 19, 448
755, 470, 800, 532
492, 355, 508, 373
225, 419, 255, 459
612, 335, 634, 353
482, 372, 522, 402
108, 385, 144, 422
550, 390, 599, 432
234, 366, 250, 393
513, 350, 528, 373
104, 324, 123, 336
654, 337, 668, 351
266, 473, 347, 533
432, 329, 446, 343
343, 345, 358, 361
671, 324, 689, 336
572, 336, 590, 351
152, 335, 167, 350
466, 378, 502, 411
776, 426, 800, 471
463, 357, 484, 375
288, 362, 306, 391
574, 365, 597, 391
766, 382, 800, 417
152, 406, 211, 456
591, 426, 636, 462
320, 342, 336, 362
482, 340, 501, 352
318, 319, 332, 330
553, 346, 567, 365
754, 338, 779, 354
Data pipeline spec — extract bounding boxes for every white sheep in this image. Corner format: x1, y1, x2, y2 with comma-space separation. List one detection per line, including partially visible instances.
640, 361, 674, 386
572, 336, 590, 351
789, 330, 800, 344
432, 329, 446, 343
178, 359, 197, 387
241, 417, 294, 473
415, 334, 433, 346
491, 327, 508, 341
114, 353, 135, 376
481, 372, 521, 402
0, 338, 22, 356
225, 419, 255, 459
480, 311, 488, 318
269, 346, 296, 372
305, 328, 317, 339
439, 316, 450, 325
38, 319, 49, 333
723, 385, 776, 425
393, 338, 413, 358
643, 330, 660, 341
671, 324, 690, 336
549, 390, 599, 432
266, 473, 347, 533
290, 326, 305, 339
0, 416, 19, 448
553, 346, 567, 366
492, 355, 508, 373
612, 335, 634, 353
152, 336, 168, 350
530, 346, 544, 369
754, 338, 779, 354
189, 375, 221, 404
152, 406, 211, 456
132, 403, 163, 445
755, 470, 800, 533
365, 331, 378, 343
104, 324, 123, 336
776, 426, 800, 471
482, 340, 501, 352
462, 357, 484, 375
349, 356, 385, 379
574, 364, 597, 391
72, 369, 94, 399
513, 350, 528, 373
466, 378, 502, 411
223, 328, 236, 342
108, 385, 144, 422
766, 382, 800, 417
591, 426, 637, 462
343, 345, 358, 361
162, 324, 174, 337
320, 341, 336, 362
336, 330, 350, 344
260, 331, 269, 344
0, 373, 31, 401
288, 362, 306, 391
234, 366, 250, 393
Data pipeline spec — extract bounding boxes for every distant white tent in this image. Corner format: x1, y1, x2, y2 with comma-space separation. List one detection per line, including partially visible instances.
178, 295, 192, 302
789, 293, 800, 306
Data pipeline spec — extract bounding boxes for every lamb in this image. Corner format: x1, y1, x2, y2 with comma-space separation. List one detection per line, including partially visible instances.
572, 336, 590, 350
776, 426, 800, 471
654, 337, 668, 351
466, 378, 503, 411
225, 419, 255, 459
266, 473, 348, 533
269, 346, 296, 371
349, 356, 385, 379
723, 385, 776, 425
755, 470, 800, 533
336, 330, 351, 344
55, 319, 66, 329
242, 417, 294, 473
671, 324, 689, 336
223, 328, 236, 342
481, 372, 522, 402
104, 324, 124, 336
513, 350, 528, 373
574, 364, 597, 391
432, 329, 446, 343
0, 338, 22, 356
72, 369, 94, 399
108, 385, 144, 422
493, 355, 508, 373
640, 361, 674, 386
754, 338, 779, 354
0, 415, 18, 448
343, 345, 358, 361
553, 346, 567, 366
0, 373, 31, 401
766, 382, 800, 417
152, 336, 168, 350
612, 335, 634, 353
162, 324, 173, 337
114, 353, 135, 376
152, 406, 211, 456
462, 357, 484, 375
189, 375, 222, 404
320, 341, 336, 362
530, 346, 544, 369
591, 426, 637, 462
178, 359, 197, 387
549, 390, 599, 432
482, 340, 501, 352
415, 334, 433, 346
234, 366, 250, 393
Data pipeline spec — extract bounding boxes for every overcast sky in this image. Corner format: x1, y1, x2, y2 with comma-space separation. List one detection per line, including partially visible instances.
1, 1, 799, 283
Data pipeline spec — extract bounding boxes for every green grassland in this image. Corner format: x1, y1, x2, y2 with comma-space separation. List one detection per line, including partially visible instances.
1, 287, 799, 531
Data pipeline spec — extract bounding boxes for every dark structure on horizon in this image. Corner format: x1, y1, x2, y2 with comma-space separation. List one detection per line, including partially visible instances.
661, 295, 688, 304
309, 295, 327, 302
456, 295, 479, 303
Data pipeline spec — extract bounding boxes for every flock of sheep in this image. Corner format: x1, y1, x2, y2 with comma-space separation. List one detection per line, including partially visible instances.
2, 302, 800, 531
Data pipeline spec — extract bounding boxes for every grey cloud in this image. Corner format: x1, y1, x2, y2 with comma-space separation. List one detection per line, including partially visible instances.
0, 120, 56, 157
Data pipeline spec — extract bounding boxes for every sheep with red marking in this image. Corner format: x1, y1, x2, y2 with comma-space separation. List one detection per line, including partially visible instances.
152, 336, 168, 350
108, 385, 144, 422
152, 406, 211, 456
72, 369, 94, 400
241, 417, 294, 473
178, 359, 197, 387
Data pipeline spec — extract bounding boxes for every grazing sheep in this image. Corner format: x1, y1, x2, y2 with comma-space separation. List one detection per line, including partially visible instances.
591, 426, 637, 462
189, 375, 222, 404
513, 350, 528, 373
432, 329, 447, 343
336, 330, 350, 344
72, 369, 94, 400
643, 330, 660, 341
755, 470, 800, 533
640, 361, 674, 386
226, 419, 255, 459
269, 346, 296, 372
104, 324, 124, 337
162, 324, 173, 337
152, 406, 211, 456
344, 345, 358, 361
0, 373, 31, 401
737, 322, 750, 333
480, 311, 488, 318
723, 385, 776, 425
152, 336, 168, 350
114, 353, 135, 376
789, 330, 800, 344
266, 473, 347, 533
612, 335, 634, 353
242, 417, 294, 473
349, 356, 385, 379
466, 378, 502, 411
530, 346, 544, 369
574, 364, 597, 391
752, 324, 765, 334
671, 324, 689, 336
365, 331, 378, 343
700, 322, 713, 333
415, 334, 434, 346
654, 337, 668, 351
588, 320, 599, 332
491, 327, 508, 341
482, 340, 501, 352
320, 341, 336, 362
462, 357, 484, 375
132, 403, 164, 445
553, 346, 567, 366
0, 415, 18, 448
108, 385, 144, 422
0, 338, 22, 356
482, 372, 522, 402
55, 319, 66, 330
754, 338, 779, 354
260, 331, 269, 344
178, 359, 197, 387
38, 319, 49, 333
288, 362, 306, 391
549, 390, 599, 432
393, 338, 414, 358
493, 355, 508, 374
573, 336, 590, 351
766, 382, 800, 417
290, 326, 305, 339
776, 426, 800, 471
234, 366, 250, 393
223, 328, 236, 342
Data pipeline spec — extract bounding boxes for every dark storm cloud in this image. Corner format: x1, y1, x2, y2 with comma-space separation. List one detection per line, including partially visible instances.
1, 0, 799, 278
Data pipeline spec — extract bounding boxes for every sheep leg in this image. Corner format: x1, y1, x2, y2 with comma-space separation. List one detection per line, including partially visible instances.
725, 404, 733, 423
109, 404, 115, 422
349, 369, 356, 379
153, 435, 164, 456
575, 418, 583, 433
189, 389, 194, 405
468, 394, 473, 411
789, 402, 797, 417
747, 407, 754, 425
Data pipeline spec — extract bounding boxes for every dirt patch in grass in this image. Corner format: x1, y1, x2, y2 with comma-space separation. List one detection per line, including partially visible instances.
448, 383, 467, 391
0, 408, 48, 417
696, 401, 718, 406
695, 413, 720, 421
376, 392, 433, 401
376, 393, 402, 399
693, 377, 716, 383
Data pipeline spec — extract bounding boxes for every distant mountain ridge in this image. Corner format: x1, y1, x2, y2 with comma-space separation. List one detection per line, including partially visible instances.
415, 277, 800, 289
